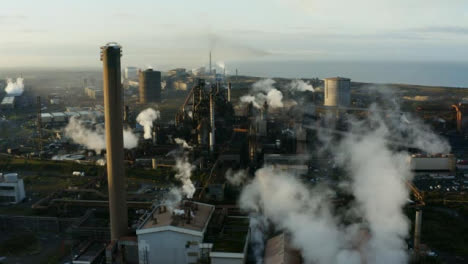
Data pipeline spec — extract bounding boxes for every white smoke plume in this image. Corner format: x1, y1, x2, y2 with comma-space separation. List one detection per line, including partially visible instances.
5, 78, 25, 96
136, 108, 160, 139
225, 169, 247, 186
240, 79, 284, 109
240, 167, 345, 264
165, 138, 196, 208
335, 116, 413, 264
96, 159, 106, 166
174, 138, 193, 150
174, 155, 196, 199
64, 117, 138, 153
216, 61, 225, 70
239, 100, 449, 263
288, 79, 315, 92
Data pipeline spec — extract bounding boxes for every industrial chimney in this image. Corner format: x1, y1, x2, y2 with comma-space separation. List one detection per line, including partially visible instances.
100, 42, 128, 241
209, 51, 212, 75
209, 92, 215, 152
227, 82, 231, 102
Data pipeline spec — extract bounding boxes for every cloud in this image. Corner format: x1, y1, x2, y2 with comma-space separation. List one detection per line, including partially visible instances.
410, 26, 468, 35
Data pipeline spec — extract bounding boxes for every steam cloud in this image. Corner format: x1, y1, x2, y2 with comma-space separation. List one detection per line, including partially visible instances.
288, 79, 315, 92
216, 61, 225, 70
136, 108, 160, 139
165, 138, 196, 207
239, 98, 449, 263
174, 138, 193, 150
5, 78, 25, 96
174, 155, 196, 199
225, 169, 247, 186
240, 79, 284, 109
64, 117, 138, 153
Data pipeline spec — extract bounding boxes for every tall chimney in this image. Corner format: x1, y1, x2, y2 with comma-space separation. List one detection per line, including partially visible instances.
36, 96, 43, 153
209, 51, 212, 75
209, 92, 215, 152
414, 209, 422, 256
227, 82, 231, 102
100, 42, 128, 241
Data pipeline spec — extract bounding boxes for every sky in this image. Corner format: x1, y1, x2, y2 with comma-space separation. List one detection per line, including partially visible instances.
1, 0, 468, 69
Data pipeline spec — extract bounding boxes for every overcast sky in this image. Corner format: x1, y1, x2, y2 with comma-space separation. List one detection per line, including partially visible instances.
1, 0, 467, 69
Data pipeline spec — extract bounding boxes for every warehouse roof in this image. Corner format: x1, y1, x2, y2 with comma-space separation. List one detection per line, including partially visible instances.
137, 201, 214, 236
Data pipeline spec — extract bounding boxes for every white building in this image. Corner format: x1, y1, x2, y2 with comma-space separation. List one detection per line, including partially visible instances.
136, 202, 250, 264
0, 173, 25, 204
137, 202, 215, 264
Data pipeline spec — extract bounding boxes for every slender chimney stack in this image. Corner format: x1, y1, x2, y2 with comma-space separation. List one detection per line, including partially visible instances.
36, 96, 43, 153
209, 92, 215, 152
414, 209, 422, 256
100, 42, 128, 241
227, 82, 231, 102
209, 51, 212, 75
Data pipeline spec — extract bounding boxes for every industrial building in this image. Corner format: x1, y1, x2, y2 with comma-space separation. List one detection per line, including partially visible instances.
0, 96, 16, 109
0, 173, 25, 204
84, 86, 104, 100
264, 154, 311, 176
167, 68, 187, 77
137, 201, 250, 264
409, 154, 456, 172
323, 77, 351, 107
125, 66, 138, 80
40, 110, 104, 125
139, 69, 161, 103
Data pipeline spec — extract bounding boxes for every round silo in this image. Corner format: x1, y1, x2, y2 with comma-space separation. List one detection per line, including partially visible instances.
324, 77, 351, 107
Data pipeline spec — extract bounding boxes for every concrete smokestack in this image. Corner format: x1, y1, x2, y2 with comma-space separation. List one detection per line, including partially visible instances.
209, 92, 215, 152
100, 42, 128, 241
414, 209, 422, 256
209, 51, 212, 75
227, 82, 231, 102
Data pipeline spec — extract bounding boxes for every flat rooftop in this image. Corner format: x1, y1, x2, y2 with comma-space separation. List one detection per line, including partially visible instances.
140, 201, 214, 232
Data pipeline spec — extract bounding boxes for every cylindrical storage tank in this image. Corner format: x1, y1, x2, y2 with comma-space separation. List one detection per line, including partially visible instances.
324, 77, 351, 107
139, 69, 161, 104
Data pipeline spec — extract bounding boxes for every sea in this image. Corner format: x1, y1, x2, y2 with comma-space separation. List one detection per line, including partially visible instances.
227, 61, 468, 88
